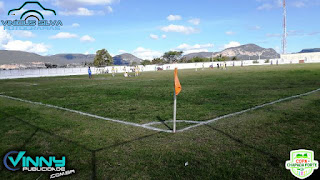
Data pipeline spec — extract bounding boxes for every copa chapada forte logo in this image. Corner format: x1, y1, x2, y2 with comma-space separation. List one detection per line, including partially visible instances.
285, 149, 318, 179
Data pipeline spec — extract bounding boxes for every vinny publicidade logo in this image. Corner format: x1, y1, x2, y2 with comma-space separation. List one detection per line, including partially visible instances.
3, 151, 75, 179
285, 149, 318, 179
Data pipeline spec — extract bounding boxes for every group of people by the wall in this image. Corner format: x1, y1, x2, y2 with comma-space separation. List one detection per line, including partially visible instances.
88, 66, 142, 79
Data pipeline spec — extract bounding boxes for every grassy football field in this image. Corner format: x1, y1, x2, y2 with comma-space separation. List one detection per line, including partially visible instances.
0, 64, 320, 179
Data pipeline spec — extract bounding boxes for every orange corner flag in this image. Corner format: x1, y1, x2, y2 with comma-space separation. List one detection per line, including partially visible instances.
174, 68, 182, 95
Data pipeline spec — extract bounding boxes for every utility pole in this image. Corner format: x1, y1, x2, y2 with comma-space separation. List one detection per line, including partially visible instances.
282, 0, 287, 54
211, 52, 214, 62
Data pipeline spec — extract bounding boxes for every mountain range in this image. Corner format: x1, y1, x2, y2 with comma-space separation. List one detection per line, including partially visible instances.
299, 48, 320, 53
0, 50, 95, 66
183, 44, 280, 60
113, 53, 142, 65
0, 51, 139, 68
0, 44, 286, 68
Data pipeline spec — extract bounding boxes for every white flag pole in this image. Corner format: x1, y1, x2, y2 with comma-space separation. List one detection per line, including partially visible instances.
173, 91, 177, 133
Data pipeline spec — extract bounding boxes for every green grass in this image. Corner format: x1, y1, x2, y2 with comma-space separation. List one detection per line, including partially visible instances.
0, 64, 320, 179
1, 64, 320, 124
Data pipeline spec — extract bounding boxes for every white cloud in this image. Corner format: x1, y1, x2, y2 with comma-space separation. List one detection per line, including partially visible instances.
118, 49, 127, 54
3, 40, 49, 53
274, 46, 281, 53
60, 8, 96, 16
80, 35, 95, 42
161, 24, 198, 34
266, 30, 320, 38
54, 0, 118, 8
72, 23, 80, 28
1, 27, 48, 54
292, 1, 306, 8
39, 10, 55, 16
132, 47, 162, 60
69, 0, 117, 6
266, 33, 281, 37
0, 1, 4, 14
257, 3, 273, 10
149, 34, 166, 40
50, 32, 78, 39
274, 0, 283, 7
174, 43, 214, 54
224, 41, 241, 49
7, 8, 26, 16
225, 31, 235, 35
106, 6, 113, 13
188, 18, 200, 25
251, 25, 261, 30
12, 31, 35, 38
54, 0, 117, 16
257, 0, 283, 10
0, 27, 13, 47
308, 31, 320, 36
167, 15, 182, 21
149, 34, 159, 40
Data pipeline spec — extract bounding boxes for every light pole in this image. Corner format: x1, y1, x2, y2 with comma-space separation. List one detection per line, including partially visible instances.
258, 49, 267, 60
211, 52, 214, 62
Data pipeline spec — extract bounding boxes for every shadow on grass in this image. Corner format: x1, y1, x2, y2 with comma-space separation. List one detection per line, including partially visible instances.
156, 116, 172, 131
204, 124, 284, 167
1, 111, 162, 180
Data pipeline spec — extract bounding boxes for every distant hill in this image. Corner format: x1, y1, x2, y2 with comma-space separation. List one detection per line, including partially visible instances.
218, 44, 280, 60
0, 44, 280, 68
113, 53, 142, 65
183, 52, 214, 60
299, 48, 320, 53
183, 44, 280, 60
0, 50, 95, 66
0, 50, 142, 67
49, 54, 95, 65
0, 50, 47, 64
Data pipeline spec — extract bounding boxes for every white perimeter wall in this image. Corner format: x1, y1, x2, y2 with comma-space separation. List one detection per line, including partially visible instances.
281, 52, 320, 61
1, 58, 320, 79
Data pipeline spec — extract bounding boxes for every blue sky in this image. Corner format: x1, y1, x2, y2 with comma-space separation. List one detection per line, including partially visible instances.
0, 0, 320, 59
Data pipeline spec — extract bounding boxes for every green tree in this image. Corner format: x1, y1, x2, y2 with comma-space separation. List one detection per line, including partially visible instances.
162, 51, 183, 63
152, 58, 165, 64
93, 49, 113, 67
179, 57, 188, 63
189, 57, 210, 63
232, 56, 238, 61
141, 60, 152, 66
214, 54, 228, 62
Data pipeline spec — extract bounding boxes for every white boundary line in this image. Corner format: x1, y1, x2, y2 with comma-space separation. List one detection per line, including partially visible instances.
177, 88, 320, 132
0, 95, 171, 133
1, 88, 320, 133
143, 120, 200, 126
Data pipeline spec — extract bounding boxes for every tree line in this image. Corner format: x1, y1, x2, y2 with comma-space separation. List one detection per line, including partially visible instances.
91, 49, 237, 67
140, 51, 237, 66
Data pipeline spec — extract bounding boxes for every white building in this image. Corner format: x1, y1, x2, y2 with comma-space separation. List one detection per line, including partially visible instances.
281, 52, 320, 62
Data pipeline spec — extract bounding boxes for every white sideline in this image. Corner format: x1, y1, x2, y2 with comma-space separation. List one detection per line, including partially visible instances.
1, 88, 320, 133
0, 94, 172, 133
142, 120, 200, 126
177, 88, 320, 132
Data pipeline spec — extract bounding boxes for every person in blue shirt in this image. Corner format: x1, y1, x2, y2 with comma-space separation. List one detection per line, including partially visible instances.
88, 67, 92, 79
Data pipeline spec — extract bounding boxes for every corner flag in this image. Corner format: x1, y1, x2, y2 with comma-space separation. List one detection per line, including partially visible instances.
174, 68, 181, 95
173, 68, 181, 133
